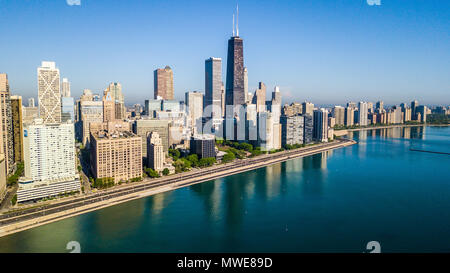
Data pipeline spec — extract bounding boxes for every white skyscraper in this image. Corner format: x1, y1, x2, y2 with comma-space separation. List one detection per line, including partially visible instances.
61, 77, 71, 97
38, 61, 61, 124
185, 91, 204, 135
18, 119, 79, 202
358, 102, 368, 126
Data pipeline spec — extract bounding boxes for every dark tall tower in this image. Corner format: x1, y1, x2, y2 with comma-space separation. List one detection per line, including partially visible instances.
225, 36, 245, 116
225, 6, 245, 118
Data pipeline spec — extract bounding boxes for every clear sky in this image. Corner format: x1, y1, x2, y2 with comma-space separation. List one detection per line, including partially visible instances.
0, 0, 449, 106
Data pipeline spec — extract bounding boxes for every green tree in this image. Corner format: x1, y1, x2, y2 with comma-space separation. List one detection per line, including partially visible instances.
162, 168, 170, 176
222, 152, 235, 163
11, 194, 17, 206
187, 154, 199, 167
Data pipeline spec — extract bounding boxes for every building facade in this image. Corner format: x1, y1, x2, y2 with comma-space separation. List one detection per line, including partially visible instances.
11, 96, 24, 163
38, 61, 61, 124
281, 115, 304, 147
154, 66, 174, 100
147, 132, 165, 171
313, 109, 329, 142
90, 130, 142, 183
0, 73, 14, 174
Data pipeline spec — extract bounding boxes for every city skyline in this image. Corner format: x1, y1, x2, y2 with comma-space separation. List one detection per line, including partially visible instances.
0, 1, 449, 106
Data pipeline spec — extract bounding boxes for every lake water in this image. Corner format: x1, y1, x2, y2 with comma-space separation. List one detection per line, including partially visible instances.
1, 126, 449, 253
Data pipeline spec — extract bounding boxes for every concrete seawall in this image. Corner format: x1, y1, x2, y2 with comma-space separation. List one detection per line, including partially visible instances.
0, 139, 356, 238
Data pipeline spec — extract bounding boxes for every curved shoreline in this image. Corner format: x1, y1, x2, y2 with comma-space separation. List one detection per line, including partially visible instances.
333, 124, 449, 136
0, 139, 356, 238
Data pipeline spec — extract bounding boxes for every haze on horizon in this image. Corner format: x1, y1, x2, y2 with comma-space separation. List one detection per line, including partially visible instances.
0, 0, 449, 106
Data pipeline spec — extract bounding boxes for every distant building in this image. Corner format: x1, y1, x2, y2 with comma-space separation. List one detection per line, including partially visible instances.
358, 102, 368, 126
205, 57, 223, 121
132, 119, 170, 157
105, 82, 125, 120
313, 109, 328, 142
283, 103, 303, 117
79, 100, 103, 146
302, 102, 314, 116
90, 130, 142, 183
252, 82, 266, 113
38, 61, 61, 124
61, 97, 75, 122
303, 114, 313, 144
345, 107, 355, 127
154, 66, 174, 100
376, 101, 384, 112
190, 134, 216, 159
22, 106, 39, 125
11, 96, 24, 163
147, 132, 165, 171
18, 120, 79, 203
28, 97, 35, 107
61, 78, 71, 97
185, 91, 204, 135
332, 106, 345, 126
225, 33, 245, 117
102, 88, 115, 122
281, 115, 304, 147
411, 100, 419, 120
416, 105, 427, 123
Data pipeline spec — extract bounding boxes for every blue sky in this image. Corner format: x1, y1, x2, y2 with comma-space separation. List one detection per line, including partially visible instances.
0, 0, 449, 106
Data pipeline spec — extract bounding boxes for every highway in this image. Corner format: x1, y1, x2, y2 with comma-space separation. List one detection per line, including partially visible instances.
0, 139, 355, 229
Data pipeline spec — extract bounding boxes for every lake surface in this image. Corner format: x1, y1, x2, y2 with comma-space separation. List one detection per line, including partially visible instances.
1, 126, 449, 253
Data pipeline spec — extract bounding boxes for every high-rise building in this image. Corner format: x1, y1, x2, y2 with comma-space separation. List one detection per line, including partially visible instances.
61, 78, 71, 97
79, 100, 103, 146
358, 102, 368, 126
282, 103, 303, 117
225, 23, 245, 117
281, 115, 304, 147
252, 82, 266, 112
190, 134, 216, 159
28, 98, 35, 107
411, 100, 419, 120
332, 106, 345, 126
61, 97, 75, 122
303, 114, 313, 144
345, 107, 355, 127
0, 153, 5, 203
257, 112, 274, 151
376, 101, 384, 112
147, 132, 165, 171
132, 119, 170, 157
18, 120, 79, 203
245, 103, 257, 141
38, 61, 61, 124
185, 91, 204, 135
0, 73, 14, 174
105, 83, 125, 120
244, 67, 249, 103
154, 66, 174, 100
302, 102, 314, 116
102, 88, 115, 122
11, 96, 24, 163
205, 57, 223, 121
313, 109, 328, 142
416, 105, 427, 123
90, 130, 142, 183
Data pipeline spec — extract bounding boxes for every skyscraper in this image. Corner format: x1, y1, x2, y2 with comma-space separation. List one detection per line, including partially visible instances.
0, 73, 14, 174
38, 61, 61, 124
105, 82, 125, 120
11, 96, 24, 163
147, 132, 164, 171
244, 67, 249, 103
154, 66, 174, 100
185, 91, 204, 135
332, 106, 345, 126
358, 102, 368, 126
281, 115, 304, 147
225, 11, 245, 117
61, 78, 71, 97
205, 57, 223, 120
302, 102, 314, 116
19, 120, 79, 203
28, 98, 35, 107
411, 100, 419, 120
102, 88, 115, 122
252, 82, 266, 113
313, 109, 329, 142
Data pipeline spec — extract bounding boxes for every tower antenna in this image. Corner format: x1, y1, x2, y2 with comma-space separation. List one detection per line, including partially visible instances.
232, 13, 235, 36
236, 4, 239, 36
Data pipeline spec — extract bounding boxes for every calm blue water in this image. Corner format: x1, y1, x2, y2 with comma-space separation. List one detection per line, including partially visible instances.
0, 126, 449, 253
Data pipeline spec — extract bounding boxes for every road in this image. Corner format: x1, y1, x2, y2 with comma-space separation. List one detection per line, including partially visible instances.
0, 139, 356, 230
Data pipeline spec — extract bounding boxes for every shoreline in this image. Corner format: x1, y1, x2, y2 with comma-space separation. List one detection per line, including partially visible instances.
334, 123, 449, 136
0, 139, 356, 238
